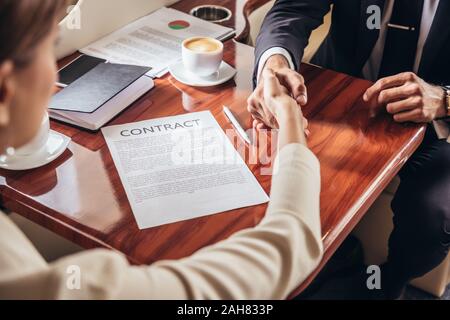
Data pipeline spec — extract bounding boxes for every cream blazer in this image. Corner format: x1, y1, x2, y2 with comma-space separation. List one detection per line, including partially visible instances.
0, 144, 323, 299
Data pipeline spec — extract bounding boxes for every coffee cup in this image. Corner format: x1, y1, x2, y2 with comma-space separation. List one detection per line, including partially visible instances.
15, 112, 50, 157
182, 37, 224, 77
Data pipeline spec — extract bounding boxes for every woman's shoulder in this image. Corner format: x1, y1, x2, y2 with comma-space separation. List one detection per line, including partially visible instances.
0, 212, 47, 276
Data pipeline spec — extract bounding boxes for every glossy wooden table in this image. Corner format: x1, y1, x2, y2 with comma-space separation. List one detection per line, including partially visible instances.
0, 0, 425, 298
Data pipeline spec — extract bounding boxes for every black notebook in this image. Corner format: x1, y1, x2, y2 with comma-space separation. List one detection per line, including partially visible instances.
50, 63, 151, 113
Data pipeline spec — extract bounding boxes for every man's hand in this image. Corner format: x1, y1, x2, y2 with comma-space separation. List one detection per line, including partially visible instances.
363, 72, 446, 123
247, 54, 308, 130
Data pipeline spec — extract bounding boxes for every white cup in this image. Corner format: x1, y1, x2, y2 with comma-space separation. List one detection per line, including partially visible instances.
182, 37, 224, 78
15, 112, 50, 157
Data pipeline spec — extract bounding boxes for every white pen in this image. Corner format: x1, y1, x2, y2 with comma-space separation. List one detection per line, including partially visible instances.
223, 106, 252, 145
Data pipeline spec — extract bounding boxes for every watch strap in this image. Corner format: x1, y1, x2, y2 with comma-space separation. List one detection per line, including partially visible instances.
442, 86, 450, 117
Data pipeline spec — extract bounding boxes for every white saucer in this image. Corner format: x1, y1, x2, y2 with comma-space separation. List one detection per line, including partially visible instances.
0, 130, 71, 171
169, 61, 237, 87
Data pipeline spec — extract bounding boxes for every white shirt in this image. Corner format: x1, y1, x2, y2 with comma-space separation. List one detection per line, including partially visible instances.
258, 0, 449, 141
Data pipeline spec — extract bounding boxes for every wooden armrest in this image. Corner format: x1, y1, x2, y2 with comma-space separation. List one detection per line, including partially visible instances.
235, 0, 272, 44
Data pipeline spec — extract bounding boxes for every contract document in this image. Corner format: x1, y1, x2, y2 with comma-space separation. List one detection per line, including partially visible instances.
102, 111, 269, 229
81, 7, 235, 78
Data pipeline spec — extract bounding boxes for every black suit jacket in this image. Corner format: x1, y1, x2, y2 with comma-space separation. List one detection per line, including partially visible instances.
254, 0, 450, 86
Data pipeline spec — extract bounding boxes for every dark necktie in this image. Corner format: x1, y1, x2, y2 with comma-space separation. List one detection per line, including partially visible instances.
378, 0, 425, 78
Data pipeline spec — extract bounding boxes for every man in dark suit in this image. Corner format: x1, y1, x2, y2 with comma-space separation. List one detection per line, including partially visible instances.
248, 0, 450, 299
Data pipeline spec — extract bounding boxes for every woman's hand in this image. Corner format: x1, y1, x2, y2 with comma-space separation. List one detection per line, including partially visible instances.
258, 68, 307, 147
248, 68, 309, 135
262, 69, 302, 118
247, 55, 308, 129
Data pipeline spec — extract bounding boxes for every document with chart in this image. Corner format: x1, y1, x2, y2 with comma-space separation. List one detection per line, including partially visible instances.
102, 111, 269, 229
81, 7, 234, 78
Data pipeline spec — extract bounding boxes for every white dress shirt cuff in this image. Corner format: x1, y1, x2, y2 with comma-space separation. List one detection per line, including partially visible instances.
257, 47, 296, 84
433, 120, 450, 143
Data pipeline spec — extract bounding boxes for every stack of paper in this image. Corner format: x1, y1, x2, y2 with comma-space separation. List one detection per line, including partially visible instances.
81, 7, 235, 78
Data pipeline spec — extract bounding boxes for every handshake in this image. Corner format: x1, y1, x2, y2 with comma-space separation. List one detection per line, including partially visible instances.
248, 54, 447, 136
247, 55, 309, 136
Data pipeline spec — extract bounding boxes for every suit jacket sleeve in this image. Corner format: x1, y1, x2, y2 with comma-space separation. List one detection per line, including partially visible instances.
254, 0, 332, 84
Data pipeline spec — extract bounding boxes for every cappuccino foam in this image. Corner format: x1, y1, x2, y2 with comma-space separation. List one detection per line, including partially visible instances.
185, 38, 221, 53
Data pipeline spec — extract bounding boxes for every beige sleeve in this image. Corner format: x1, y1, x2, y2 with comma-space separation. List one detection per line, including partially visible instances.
0, 144, 323, 300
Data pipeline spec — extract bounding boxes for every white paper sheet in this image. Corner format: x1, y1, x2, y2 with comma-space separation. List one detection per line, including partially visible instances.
102, 111, 269, 229
81, 7, 235, 78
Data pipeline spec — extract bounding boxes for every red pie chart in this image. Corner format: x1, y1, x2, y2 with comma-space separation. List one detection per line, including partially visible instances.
168, 20, 191, 30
